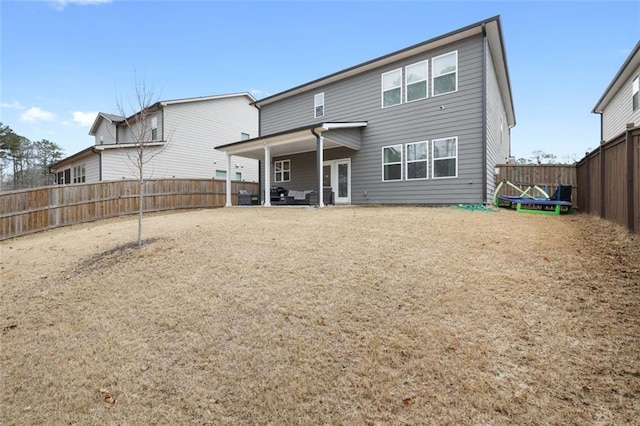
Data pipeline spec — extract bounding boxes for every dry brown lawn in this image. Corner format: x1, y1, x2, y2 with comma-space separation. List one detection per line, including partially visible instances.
1, 206, 639, 425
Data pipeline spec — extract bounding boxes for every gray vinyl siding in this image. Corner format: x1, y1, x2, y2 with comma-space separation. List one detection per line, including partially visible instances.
99, 96, 259, 182
121, 111, 164, 144
485, 43, 510, 201
323, 128, 362, 150
272, 147, 355, 191
94, 119, 117, 145
51, 153, 100, 184
601, 64, 640, 141
84, 155, 100, 183
261, 35, 486, 204
161, 97, 259, 181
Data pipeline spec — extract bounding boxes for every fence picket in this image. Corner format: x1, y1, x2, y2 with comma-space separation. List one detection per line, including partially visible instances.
0, 179, 259, 240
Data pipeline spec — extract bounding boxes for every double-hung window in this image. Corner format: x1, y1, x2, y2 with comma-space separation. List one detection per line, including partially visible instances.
406, 141, 428, 180
314, 93, 324, 118
73, 164, 86, 183
432, 51, 457, 96
382, 68, 402, 108
382, 144, 403, 181
432, 137, 457, 178
633, 75, 639, 111
405, 61, 428, 102
150, 116, 158, 141
274, 159, 290, 182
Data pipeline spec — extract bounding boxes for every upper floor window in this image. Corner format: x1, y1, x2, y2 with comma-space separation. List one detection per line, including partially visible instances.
241, 132, 250, 140
432, 51, 458, 96
382, 68, 402, 108
314, 92, 325, 118
274, 159, 290, 182
633, 75, 639, 111
432, 137, 457, 178
406, 61, 428, 102
406, 141, 428, 180
150, 116, 158, 141
382, 144, 403, 181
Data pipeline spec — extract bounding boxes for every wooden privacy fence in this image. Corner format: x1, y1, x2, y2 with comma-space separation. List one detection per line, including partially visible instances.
494, 164, 578, 208
576, 126, 639, 234
0, 179, 259, 240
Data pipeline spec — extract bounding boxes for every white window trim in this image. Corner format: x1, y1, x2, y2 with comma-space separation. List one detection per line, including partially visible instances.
314, 92, 325, 118
432, 51, 458, 97
382, 144, 403, 182
432, 137, 458, 179
632, 75, 639, 111
150, 116, 158, 141
405, 60, 429, 103
405, 141, 429, 180
274, 159, 291, 183
381, 68, 402, 108
73, 164, 86, 183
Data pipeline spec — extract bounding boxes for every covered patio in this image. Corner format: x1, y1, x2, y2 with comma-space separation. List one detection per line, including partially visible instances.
218, 122, 367, 207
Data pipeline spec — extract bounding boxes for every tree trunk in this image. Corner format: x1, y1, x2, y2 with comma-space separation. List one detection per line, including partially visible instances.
138, 177, 144, 245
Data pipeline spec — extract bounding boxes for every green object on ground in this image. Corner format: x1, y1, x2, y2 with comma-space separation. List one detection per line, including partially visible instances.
456, 204, 498, 212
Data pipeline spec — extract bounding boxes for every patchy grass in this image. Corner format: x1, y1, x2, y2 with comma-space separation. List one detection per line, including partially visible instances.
1, 206, 638, 425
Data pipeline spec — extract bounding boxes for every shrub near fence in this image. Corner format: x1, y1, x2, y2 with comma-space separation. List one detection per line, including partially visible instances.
0, 179, 259, 240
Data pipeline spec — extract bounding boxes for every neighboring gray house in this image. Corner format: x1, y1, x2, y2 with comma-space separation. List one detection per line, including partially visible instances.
50, 93, 259, 184
592, 40, 640, 143
218, 16, 515, 206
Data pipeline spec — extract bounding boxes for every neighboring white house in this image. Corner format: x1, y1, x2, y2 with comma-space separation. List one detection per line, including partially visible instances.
592, 41, 640, 142
50, 93, 259, 184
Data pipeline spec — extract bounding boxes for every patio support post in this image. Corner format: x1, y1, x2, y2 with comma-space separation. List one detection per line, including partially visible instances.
317, 135, 324, 207
225, 153, 232, 207
264, 144, 271, 206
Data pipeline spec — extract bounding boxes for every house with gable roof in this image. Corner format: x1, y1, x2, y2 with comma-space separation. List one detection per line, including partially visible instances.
592, 40, 640, 143
50, 93, 259, 184
218, 16, 515, 206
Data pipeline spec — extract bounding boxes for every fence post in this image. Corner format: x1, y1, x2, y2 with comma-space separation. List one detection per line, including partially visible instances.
599, 143, 606, 218
626, 126, 635, 232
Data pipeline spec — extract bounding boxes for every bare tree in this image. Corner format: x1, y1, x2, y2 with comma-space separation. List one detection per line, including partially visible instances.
116, 77, 169, 246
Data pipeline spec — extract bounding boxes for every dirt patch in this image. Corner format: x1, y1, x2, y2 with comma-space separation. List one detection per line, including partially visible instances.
1, 206, 638, 424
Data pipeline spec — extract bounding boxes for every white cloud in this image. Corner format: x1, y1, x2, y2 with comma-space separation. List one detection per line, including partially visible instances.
0, 101, 26, 110
21, 107, 56, 123
51, 0, 112, 10
72, 111, 98, 126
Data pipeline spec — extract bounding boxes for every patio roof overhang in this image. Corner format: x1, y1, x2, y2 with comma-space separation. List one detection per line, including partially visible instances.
217, 122, 368, 160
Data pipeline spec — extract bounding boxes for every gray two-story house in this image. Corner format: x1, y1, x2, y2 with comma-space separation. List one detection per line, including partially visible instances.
219, 16, 515, 206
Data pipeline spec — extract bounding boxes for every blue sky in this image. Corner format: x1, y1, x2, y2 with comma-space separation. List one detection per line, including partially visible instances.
1, 0, 639, 162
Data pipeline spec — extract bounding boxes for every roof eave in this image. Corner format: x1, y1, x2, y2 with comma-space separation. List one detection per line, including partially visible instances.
592, 40, 640, 114
160, 92, 257, 107
50, 146, 98, 169
255, 16, 502, 108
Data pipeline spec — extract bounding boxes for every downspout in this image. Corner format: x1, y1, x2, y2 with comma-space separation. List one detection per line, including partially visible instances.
47, 166, 58, 184
311, 127, 322, 207
597, 111, 603, 142
481, 23, 488, 204
92, 147, 103, 181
